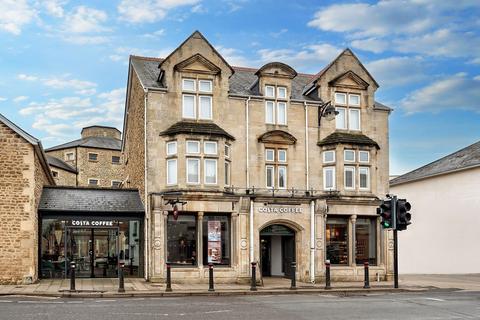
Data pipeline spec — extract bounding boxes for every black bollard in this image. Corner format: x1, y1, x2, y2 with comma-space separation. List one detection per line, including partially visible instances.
250, 262, 257, 291
325, 260, 331, 290
208, 263, 215, 292
290, 261, 297, 290
165, 263, 172, 292
118, 262, 125, 293
363, 261, 370, 289
69, 261, 76, 292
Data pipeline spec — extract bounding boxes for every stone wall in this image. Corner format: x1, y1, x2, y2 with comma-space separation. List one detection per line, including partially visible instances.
124, 71, 145, 201
50, 166, 77, 186
0, 122, 36, 284
81, 126, 121, 139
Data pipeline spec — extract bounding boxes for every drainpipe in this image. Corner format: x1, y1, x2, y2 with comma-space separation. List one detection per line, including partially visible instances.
310, 200, 315, 283
304, 101, 309, 190
144, 89, 149, 281
250, 199, 254, 265
245, 96, 251, 188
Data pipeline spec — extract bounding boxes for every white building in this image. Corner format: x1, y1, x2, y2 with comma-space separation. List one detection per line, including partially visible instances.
390, 141, 480, 274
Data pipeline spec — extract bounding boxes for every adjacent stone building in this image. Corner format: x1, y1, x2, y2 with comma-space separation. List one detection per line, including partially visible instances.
0, 113, 55, 284
45, 126, 125, 188
123, 31, 392, 283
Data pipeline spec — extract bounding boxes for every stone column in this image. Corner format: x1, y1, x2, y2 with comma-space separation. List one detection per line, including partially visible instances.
197, 212, 204, 270
151, 195, 166, 280
349, 215, 357, 267
231, 212, 238, 267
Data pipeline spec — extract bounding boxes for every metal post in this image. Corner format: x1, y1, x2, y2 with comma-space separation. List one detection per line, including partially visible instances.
118, 262, 125, 293
250, 262, 257, 291
208, 263, 215, 292
69, 261, 76, 292
325, 260, 331, 290
166, 263, 172, 292
290, 261, 297, 290
363, 261, 370, 289
394, 229, 399, 288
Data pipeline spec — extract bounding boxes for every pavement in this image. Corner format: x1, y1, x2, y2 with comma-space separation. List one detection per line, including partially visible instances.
0, 274, 478, 298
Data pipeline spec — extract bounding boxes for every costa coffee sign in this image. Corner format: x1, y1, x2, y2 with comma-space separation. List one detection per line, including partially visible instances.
257, 206, 303, 214
66, 219, 118, 227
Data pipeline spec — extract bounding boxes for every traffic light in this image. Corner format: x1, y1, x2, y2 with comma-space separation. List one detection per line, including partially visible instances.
396, 199, 412, 231
377, 198, 394, 228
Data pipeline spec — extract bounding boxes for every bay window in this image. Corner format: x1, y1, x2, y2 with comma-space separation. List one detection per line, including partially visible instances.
187, 158, 200, 184
323, 167, 336, 190
167, 159, 177, 185
204, 159, 217, 184
344, 166, 355, 190
359, 167, 370, 190
323, 150, 335, 163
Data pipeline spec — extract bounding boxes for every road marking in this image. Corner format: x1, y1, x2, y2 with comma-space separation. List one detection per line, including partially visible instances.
67, 301, 84, 304
425, 297, 445, 302
95, 299, 116, 303
0, 300, 12, 303
205, 309, 232, 314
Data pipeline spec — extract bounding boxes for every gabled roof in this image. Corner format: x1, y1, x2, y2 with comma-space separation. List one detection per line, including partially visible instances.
46, 155, 77, 174
45, 136, 122, 152
317, 132, 380, 149
0, 113, 55, 185
390, 140, 480, 186
158, 30, 235, 75
39, 186, 144, 213
160, 121, 235, 140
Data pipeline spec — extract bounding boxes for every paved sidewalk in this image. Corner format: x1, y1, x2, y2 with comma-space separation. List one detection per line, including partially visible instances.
1, 274, 476, 298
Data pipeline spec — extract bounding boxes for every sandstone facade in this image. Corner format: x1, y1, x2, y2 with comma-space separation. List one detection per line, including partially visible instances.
0, 116, 54, 284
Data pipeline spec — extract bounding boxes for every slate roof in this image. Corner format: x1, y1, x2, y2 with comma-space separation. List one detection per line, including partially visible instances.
46, 155, 77, 173
317, 132, 380, 149
160, 121, 235, 140
130, 56, 391, 107
390, 140, 480, 186
45, 136, 122, 152
39, 186, 144, 213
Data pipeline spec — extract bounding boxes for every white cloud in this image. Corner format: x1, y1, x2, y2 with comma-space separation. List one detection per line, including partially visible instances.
366, 56, 427, 87
216, 46, 252, 67
118, 0, 200, 23
17, 74, 38, 81
350, 37, 390, 54
61, 35, 109, 45
64, 6, 108, 33
17, 74, 97, 95
191, 4, 207, 13
257, 43, 342, 73
109, 46, 172, 64
13, 96, 28, 103
0, 97, 8, 102
43, 0, 66, 18
270, 28, 288, 38
142, 29, 165, 38
0, 0, 36, 35
401, 73, 480, 113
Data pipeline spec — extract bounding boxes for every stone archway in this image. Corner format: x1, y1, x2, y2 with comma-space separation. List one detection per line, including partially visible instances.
259, 223, 297, 278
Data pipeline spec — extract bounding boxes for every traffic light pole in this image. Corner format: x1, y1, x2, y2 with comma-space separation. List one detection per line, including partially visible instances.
392, 195, 399, 289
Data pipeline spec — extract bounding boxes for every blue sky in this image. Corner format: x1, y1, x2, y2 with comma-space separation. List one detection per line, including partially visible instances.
0, 0, 479, 175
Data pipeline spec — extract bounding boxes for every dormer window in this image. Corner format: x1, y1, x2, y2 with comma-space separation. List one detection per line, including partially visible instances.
182, 78, 213, 120
335, 91, 361, 131
265, 85, 288, 125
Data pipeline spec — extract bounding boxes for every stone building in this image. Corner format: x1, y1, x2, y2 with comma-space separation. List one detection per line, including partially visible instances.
122, 31, 392, 283
0, 113, 55, 284
45, 126, 125, 188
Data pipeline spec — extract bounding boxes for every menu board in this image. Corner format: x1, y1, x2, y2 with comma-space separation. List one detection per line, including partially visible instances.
207, 221, 221, 263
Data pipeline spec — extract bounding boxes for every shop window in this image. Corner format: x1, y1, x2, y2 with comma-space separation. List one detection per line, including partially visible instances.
323, 150, 335, 163
167, 215, 197, 266
88, 153, 98, 161
326, 217, 349, 265
323, 167, 336, 190
356, 218, 377, 265
167, 159, 177, 185
203, 215, 231, 265
112, 156, 121, 164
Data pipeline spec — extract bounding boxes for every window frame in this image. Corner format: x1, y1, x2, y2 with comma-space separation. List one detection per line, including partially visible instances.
277, 86, 287, 99
65, 152, 75, 161
88, 178, 99, 186
224, 144, 230, 158
52, 170, 58, 178
265, 148, 275, 162
204, 141, 218, 155
224, 161, 231, 186
323, 150, 335, 163
359, 167, 370, 190
359, 150, 370, 163
111, 180, 122, 188
278, 149, 287, 163
166, 141, 177, 156
265, 165, 275, 189
277, 165, 287, 189
198, 79, 212, 93
186, 158, 200, 184
349, 93, 360, 106
277, 101, 287, 125
344, 149, 355, 162
265, 101, 275, 124
182, 78, 196, 91
204, 158, 218, 185
186, 140, 200, 154
88, 152, 98, 162
111, 155, 121, 164
265, 85, 275, 98
199, 95, 213, 120
335, 92, 347, 105
167, 159, 178, 185
335, 107, 347, 130
323, 166, 336, 191
344, 166, 356, 190
182, 94, 196, 119
349, 108, 361, 131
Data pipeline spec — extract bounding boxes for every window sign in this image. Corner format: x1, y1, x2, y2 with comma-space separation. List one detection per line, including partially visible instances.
207, 221, 222, 263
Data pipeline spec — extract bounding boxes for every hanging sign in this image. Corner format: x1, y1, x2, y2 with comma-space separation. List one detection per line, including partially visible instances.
207, 221, 222, 263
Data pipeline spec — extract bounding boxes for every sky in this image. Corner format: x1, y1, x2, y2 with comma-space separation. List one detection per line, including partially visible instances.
0, 0, 479, 175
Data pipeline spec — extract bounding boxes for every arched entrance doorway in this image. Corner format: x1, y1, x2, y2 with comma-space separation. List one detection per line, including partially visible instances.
260, 224, 295, 278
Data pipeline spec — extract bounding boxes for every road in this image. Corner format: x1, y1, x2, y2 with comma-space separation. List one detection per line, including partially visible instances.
0, 290, 479, 320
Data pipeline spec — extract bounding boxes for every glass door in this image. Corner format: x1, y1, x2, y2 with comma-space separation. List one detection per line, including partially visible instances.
68, 228, 93, 278
93, 228, 118, 277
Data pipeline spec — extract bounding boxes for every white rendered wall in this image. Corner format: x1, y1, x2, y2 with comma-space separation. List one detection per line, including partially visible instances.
271, 236, 283, 276
391, 167, 480, 274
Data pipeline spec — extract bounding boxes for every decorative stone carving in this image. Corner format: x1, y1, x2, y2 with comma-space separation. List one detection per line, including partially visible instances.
153, 237, 162, 250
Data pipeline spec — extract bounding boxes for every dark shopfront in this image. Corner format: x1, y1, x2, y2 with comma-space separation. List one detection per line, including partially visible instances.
38, 187, 145, 279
